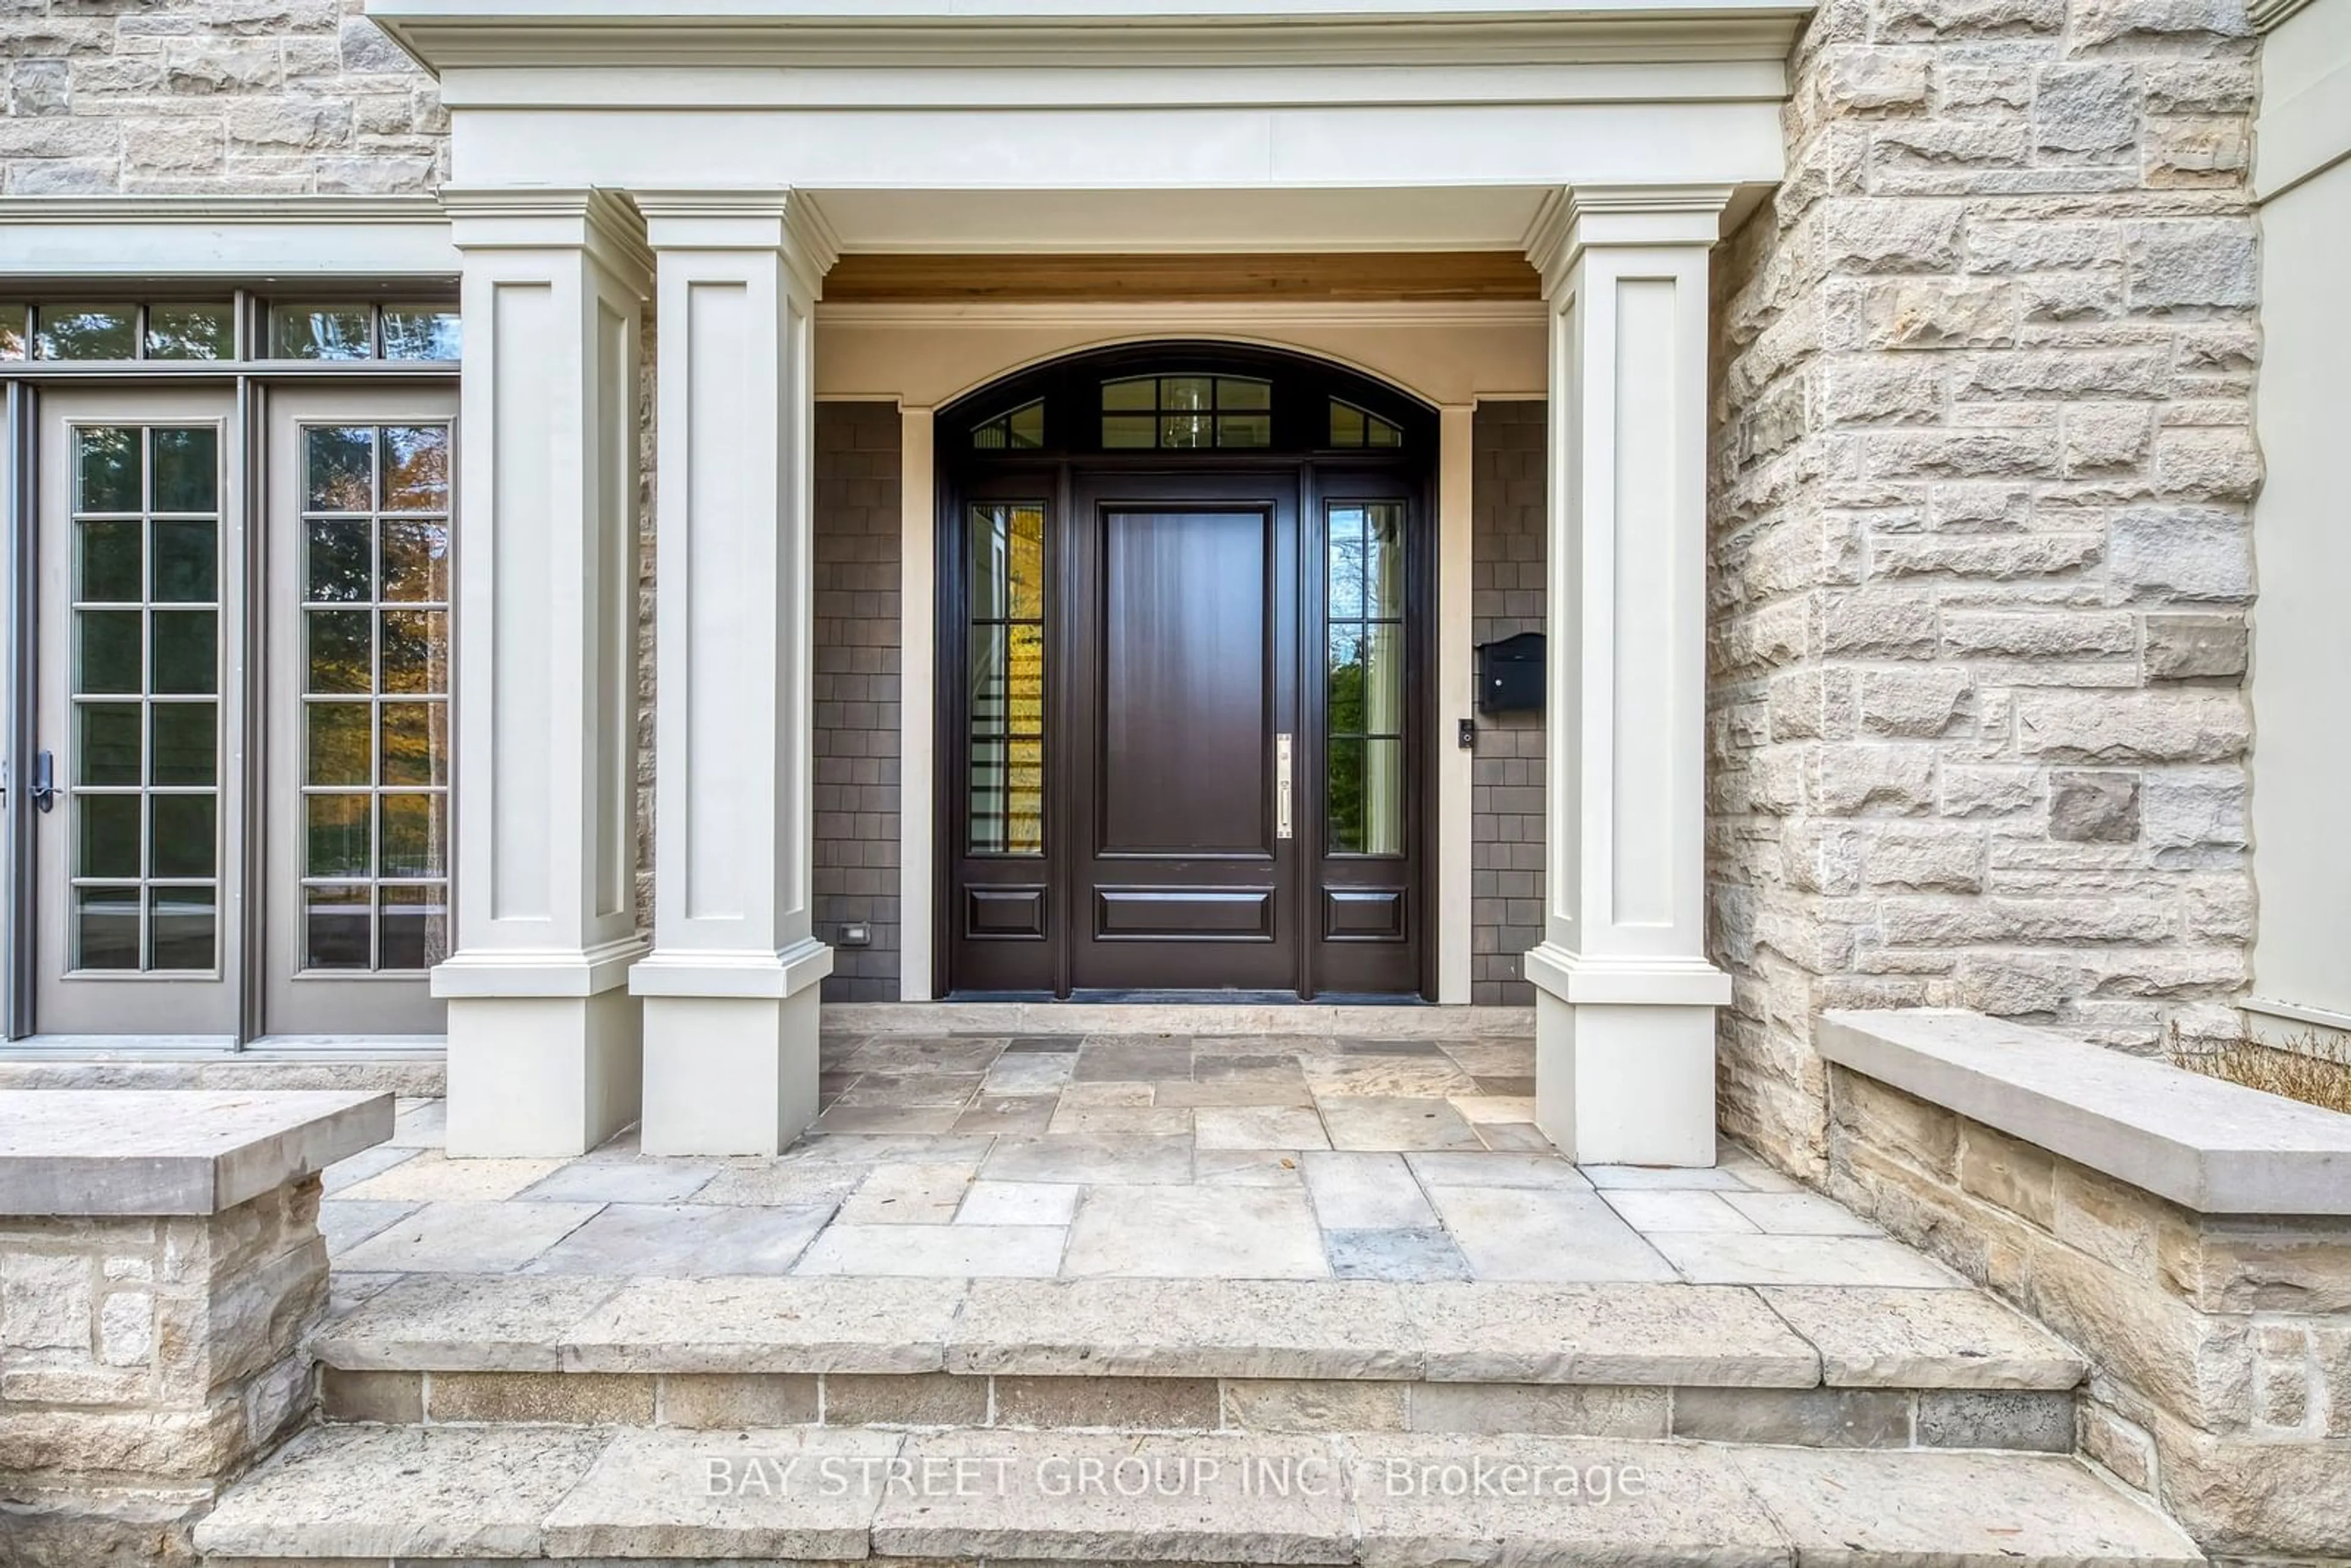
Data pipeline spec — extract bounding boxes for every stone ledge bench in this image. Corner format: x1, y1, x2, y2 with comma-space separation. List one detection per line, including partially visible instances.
0, 1089, 392, 1564
1817, 1009, 2351, 1566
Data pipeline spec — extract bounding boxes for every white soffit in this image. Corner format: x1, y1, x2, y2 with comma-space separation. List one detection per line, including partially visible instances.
0, 197, 459, 281
809, 186, 1556, 253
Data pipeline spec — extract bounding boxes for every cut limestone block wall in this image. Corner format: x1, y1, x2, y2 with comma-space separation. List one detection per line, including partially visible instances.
814, 401, 906, 1002
1820, 1012, 2351, 1564
0, 1090, 388, 1565
1708, 0, 2262, 1174
0, 1, 443, 195
1471, 400, 1548, 1007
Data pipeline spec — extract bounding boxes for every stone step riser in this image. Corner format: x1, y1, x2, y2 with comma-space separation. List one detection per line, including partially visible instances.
189, 1425, 2208, 1567
318, 1367, 2079, 1453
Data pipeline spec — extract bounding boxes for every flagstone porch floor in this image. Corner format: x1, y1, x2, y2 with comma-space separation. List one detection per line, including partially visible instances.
318, 1027, 1965, 1294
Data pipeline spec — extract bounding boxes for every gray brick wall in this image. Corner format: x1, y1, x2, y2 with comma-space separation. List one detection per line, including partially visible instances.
1471, 400, 1547, 1007
813, 401, 904, 1002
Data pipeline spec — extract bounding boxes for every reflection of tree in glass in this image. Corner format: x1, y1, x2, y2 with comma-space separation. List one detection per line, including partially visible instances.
384, 427, 450, 511
40, 309, 137, 361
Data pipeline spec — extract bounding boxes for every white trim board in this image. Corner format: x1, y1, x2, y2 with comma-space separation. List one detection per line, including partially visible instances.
0, 197, 459, 280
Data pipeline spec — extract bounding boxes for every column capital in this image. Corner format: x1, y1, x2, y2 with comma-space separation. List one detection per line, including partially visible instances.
632, 187, 841, 299
438, 185, 652, 292
1522, 184, 1734, 296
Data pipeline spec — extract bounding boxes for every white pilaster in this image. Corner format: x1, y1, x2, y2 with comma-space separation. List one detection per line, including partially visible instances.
898, 405, 937, 1003
1521, 186, 1735, 1166
629, 190, 838, 1155
434, 189, 651, 1157
1437, 405, 1475, 1006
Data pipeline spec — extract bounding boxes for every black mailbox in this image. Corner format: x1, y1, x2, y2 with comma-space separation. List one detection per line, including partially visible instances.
1476, 631, 1545, 715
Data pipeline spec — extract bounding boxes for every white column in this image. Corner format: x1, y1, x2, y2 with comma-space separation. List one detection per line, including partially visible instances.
1521, 186, 1734, 1167
434, 189, 651, 1157
629, 190, 837, 1155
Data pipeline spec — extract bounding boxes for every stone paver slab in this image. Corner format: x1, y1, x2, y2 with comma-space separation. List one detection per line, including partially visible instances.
1757, 1286, 2089, 1390
1428, 1187, 1678, 1283
1346, 1432, 1791, 1568
313, 1273, 626, 1371
320, 1198, 419, 1255
334, 1198, 604, 1274
190, 1424, 609, 1559
1651, 1233, 1965, 1289
541, 1425, 906, 1558
0, 1087, 392, 1215
321, 1142, 419, 1194
1721, 1190, 1883, 1236
872, 1428, 1353, 1564
693, 1161, 865, 1207
949, 1278, 1420, 1378
1407, 1151, 1590, 1190
794, 1221, 1067, 1277
1196, 1105, 1332, 1150
1403, 1283, 1820, 1386
981, 1133, 1194, 1185
561, 1276, 970, 1373
517, 1158, 721, 1205
525, 1202, 834, 1276
958, 1179, 1082, 1225
1602, 1189, 1762, 1234
1325, 1227, 1474, 1282
1064, 1183, 1329, 1279
1584, 1163, 1750, 1190
1303, 1152, 1437, 1229
337, 1150, 565, 1202
1727, 1446, 2202, 1568
1321, 1096, 1485, 1152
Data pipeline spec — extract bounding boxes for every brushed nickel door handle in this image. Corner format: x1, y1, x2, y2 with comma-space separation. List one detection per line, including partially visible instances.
1275, 732, 1293, 841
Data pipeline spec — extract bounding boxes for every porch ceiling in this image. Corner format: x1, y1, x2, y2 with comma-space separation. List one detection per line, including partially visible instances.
807, 186, 1560, 258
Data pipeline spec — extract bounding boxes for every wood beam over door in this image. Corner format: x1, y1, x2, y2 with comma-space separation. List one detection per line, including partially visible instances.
823, 252, 1543, 306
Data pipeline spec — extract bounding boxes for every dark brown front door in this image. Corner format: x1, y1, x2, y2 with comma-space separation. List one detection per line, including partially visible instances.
1067, 477, 1299, 992
936, 343, 1433, 1001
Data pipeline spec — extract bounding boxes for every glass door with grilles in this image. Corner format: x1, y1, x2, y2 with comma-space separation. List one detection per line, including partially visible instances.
32, 391, 242, 1036
263, 388, 456, 1035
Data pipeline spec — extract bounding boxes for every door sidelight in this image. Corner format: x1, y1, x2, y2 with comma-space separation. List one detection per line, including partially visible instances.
1275, 732, 1293, 840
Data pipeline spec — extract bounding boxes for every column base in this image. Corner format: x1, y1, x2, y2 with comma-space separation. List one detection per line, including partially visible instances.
442, 989, 644, 1158
633, 940, 834, 1155
1524, 944, 1730, 1167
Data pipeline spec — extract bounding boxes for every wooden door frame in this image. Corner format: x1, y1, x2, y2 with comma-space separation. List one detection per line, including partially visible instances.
932, 342, 1439, 1002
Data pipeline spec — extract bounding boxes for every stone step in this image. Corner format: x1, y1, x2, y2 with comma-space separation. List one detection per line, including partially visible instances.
317, 1274, 2087, 1388
193, 1424, 2205, 1567
310, 1274, 2089, 1453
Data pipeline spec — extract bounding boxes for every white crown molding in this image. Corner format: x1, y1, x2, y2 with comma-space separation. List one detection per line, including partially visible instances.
2250, 0, 2315, 29
1521, 182, 1733, 291
440, 185, 654, 287
632, 188, 843, 294
0, 194, 449, 226
366, 1, 1810, 72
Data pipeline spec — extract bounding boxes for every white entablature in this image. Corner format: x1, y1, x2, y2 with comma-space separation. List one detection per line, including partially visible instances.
367, 0, 1794, 203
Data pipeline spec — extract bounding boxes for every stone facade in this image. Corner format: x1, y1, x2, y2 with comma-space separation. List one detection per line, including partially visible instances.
814, 402, 906, 1003
1824, 1062, 2351, 1562
0, 1179, 328, 1563
1, 1, 443, 195
1708, 0, 2262, 1174
1471, 400, 1548, 1007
